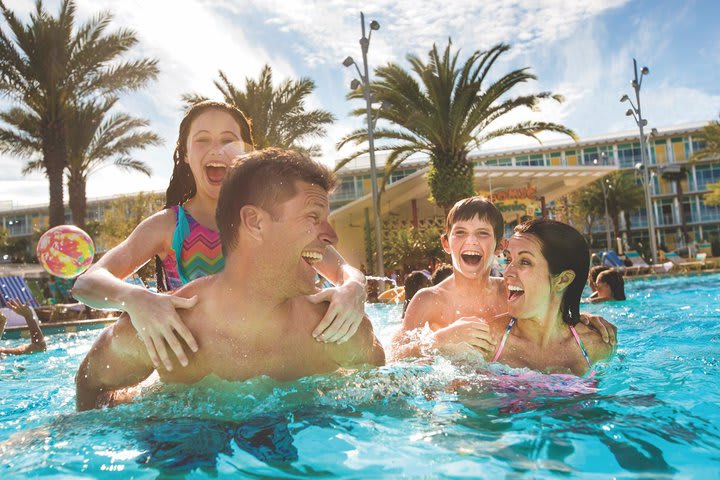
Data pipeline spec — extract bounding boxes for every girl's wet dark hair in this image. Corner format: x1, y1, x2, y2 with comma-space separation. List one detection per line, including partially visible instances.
155, 100, 255, 291
597, 269, 626, 301
402, 270, 431, 316
513, 219, 589, 326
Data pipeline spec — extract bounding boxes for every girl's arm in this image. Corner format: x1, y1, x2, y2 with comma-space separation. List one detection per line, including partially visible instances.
307, 246, 367, 344
72, 209, 198, 371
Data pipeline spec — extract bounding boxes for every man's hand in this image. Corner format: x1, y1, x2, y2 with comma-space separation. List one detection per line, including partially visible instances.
430, 316, 496, 356
579, 313, 617, 346
308, 279, 366, 344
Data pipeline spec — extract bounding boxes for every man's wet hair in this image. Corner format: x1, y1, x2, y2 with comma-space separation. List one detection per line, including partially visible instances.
431, 263, 454, 285
216, 148, 337, 256
444, 196, 504, 248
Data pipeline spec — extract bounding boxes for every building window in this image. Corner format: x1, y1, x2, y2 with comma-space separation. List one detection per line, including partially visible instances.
695, 164, 720, 191
617, 143, 642, 168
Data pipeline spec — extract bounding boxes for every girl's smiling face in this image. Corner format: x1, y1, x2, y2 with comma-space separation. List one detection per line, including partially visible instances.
185, 109, 248, 199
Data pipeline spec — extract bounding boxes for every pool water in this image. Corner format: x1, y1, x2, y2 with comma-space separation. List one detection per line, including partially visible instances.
1, 273, 719, 478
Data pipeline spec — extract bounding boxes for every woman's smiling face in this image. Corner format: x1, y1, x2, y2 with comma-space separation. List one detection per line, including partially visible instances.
503, 233, 554, 319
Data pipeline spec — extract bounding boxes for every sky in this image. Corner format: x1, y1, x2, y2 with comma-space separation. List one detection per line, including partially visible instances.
1, 0, 719, 207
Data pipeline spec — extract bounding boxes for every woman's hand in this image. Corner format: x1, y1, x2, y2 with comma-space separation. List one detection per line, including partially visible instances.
124, 289, 199, 371
430, 317, 496, 356
308, 279, 366, 344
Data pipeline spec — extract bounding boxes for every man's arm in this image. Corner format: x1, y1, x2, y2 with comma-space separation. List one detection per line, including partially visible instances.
75, 314, 155, 411
332, 316, 385, 368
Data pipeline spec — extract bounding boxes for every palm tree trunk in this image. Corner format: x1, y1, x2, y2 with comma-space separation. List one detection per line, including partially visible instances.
676, 179, 688, 244
68, 173, 87, 229
429, 151, 476, 214
43, 121, 67, 227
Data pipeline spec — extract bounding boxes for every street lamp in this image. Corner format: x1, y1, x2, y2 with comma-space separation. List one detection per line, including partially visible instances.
594, 160, 613, 250
343, 12, 384, 276
621, 59, 658, 264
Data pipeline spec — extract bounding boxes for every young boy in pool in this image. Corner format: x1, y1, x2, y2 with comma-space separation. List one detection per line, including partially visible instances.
76, 149, 385, 411
391, 196, 616, 360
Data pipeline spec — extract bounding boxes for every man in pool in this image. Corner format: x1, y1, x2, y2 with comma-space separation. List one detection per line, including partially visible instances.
391, 196, 616, 360
76, 149, 385, 411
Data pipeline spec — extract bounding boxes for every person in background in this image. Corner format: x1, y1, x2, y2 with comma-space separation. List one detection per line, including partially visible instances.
431, 264, 453, 286
587, 265, 609, 302
0, 299, 46, 356
588, 269, 626, 303
402, 271, 431, 317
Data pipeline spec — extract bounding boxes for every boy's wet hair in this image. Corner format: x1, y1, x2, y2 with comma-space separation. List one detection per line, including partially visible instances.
444, 196, 504, 247
156, 100, 255, 291
513, 219, 590, 326
216, 148, 337, 256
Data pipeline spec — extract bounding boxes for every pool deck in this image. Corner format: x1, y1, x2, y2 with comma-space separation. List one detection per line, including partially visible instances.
1, 317, 118, 340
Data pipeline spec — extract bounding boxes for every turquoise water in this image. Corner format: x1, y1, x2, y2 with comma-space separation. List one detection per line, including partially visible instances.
1, 273, 719, 478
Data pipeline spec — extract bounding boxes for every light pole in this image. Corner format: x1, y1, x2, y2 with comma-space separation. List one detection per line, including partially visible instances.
594, 159, 614, 250
343, 12, 384, 276
621, 59, 658, 264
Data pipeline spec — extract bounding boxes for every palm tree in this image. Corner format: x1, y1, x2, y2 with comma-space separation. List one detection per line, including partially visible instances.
692, 116, 720, 207
571, 171, 645, 242
0, 0, 158, 226
692, 116, 720, 162
336, 41, 576, 212
14, 98, 160, 229
183, 65, 335, 156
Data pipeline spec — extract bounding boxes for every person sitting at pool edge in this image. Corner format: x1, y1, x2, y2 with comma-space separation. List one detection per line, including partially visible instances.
588, 269, 626, 303
76, 149, 385, 411
391, 197, 616, 361
0, 299, 46, 356
487, 219, 614, 375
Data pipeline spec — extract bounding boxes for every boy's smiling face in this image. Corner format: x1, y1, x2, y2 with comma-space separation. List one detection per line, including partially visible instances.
441, 215, 500, 279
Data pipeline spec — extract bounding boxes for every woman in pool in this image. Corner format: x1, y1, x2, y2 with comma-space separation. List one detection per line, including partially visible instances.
488, 219, 614, 376
588, 269, 626, 303
73, 101, 367, 371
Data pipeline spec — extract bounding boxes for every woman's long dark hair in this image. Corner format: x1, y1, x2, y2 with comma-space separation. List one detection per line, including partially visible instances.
155, 101, 255, 291
513, 219, 590, 326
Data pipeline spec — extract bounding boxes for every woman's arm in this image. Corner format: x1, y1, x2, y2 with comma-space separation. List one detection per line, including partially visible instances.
72, 209, 198, 371
307, 246, 367, 343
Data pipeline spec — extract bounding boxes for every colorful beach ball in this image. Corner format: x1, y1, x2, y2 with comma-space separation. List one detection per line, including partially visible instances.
36, 225, 95, 279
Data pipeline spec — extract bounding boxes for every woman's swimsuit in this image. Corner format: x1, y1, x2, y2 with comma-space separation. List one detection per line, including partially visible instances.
491, 317, 595, 377
161, 205, 224, 290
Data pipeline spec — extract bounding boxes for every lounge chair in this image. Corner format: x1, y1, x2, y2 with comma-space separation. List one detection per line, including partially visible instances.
665, 251, 705, 272
601, 251, 625, 269
622, 251, 652, 275
0, 276, 41, 327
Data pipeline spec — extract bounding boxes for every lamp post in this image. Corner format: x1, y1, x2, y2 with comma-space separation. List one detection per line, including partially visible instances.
343, 12, 384, 276
594, 159, 614, 250
621, 59, 658, 264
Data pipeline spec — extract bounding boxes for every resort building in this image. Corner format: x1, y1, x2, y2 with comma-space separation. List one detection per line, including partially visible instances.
1, 122, 718, 270
329, 121, 719, 269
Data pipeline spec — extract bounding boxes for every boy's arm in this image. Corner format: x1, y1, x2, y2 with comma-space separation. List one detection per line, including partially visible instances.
332, 316, 385, 368
75, 314, 155, 411
390, 289, 438, 360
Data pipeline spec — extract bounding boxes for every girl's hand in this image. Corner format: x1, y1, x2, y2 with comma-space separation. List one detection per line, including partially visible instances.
124, 289, 199, 371
308, 280, 366, 344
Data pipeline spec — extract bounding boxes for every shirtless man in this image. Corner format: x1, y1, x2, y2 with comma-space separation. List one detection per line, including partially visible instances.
76, 149, 385, 411
391, 196, 616, 360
